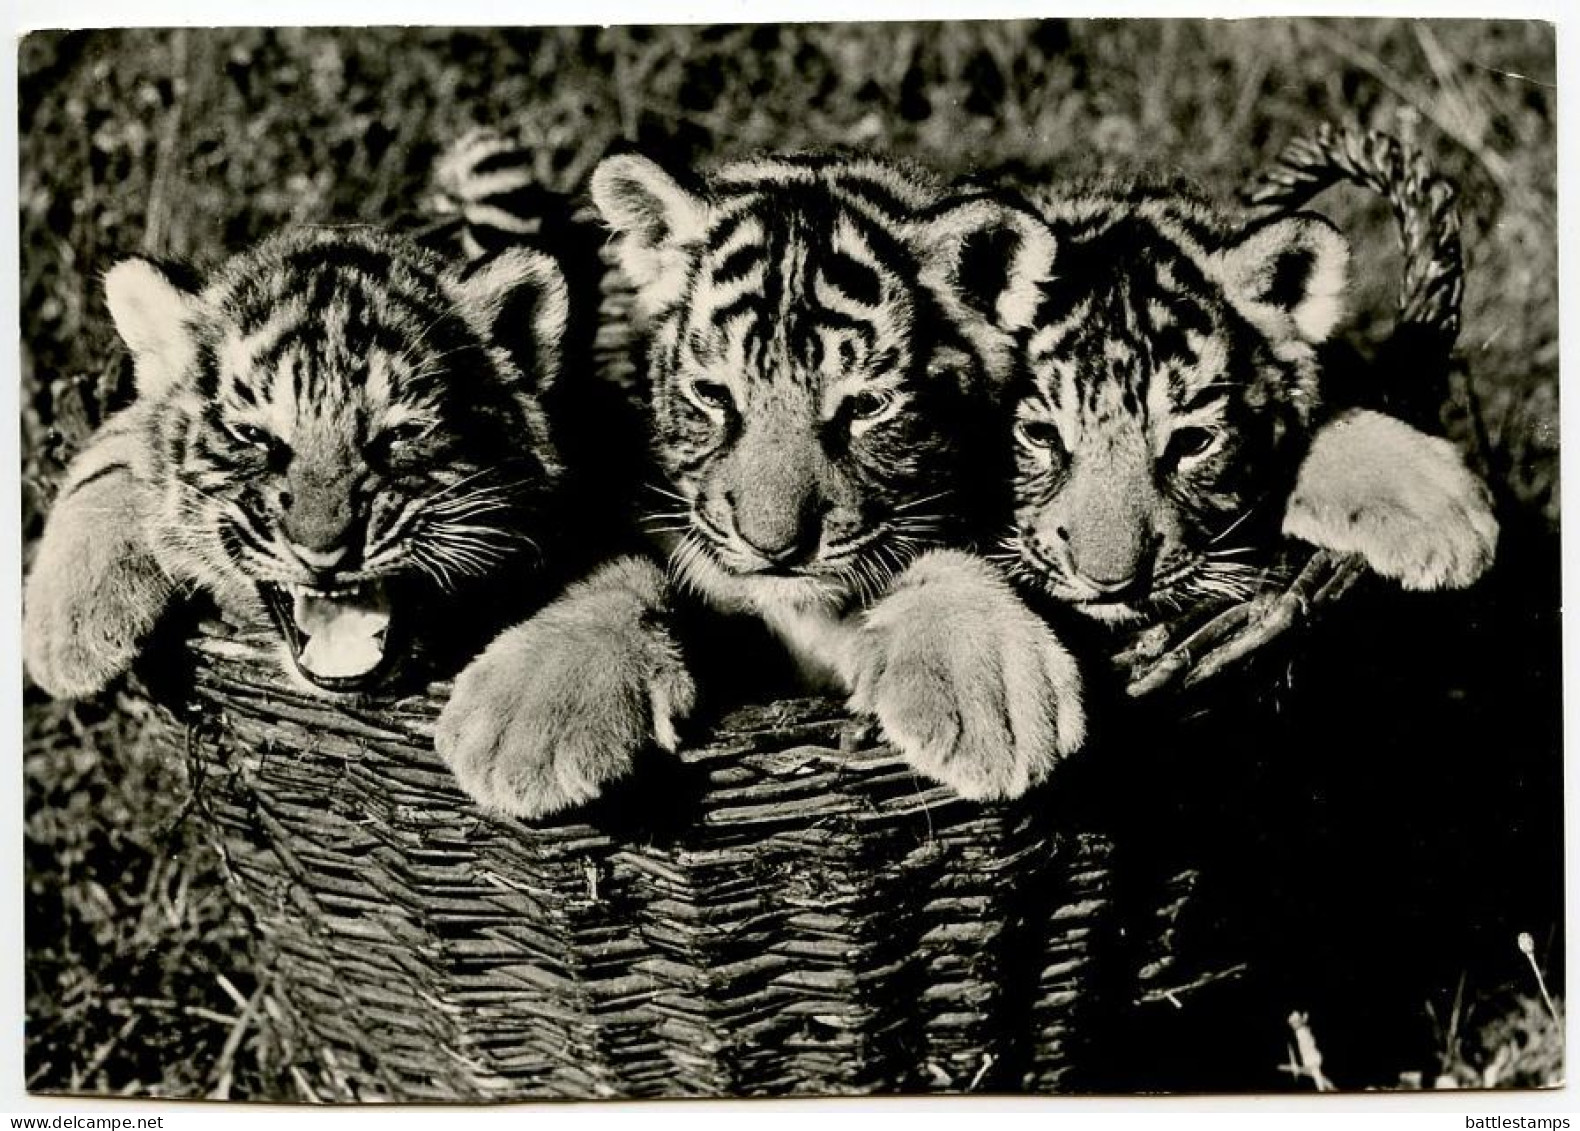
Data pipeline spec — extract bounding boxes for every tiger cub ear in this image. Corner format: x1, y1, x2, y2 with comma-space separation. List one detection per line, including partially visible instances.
910, 197, 1057, 333
589, 153, 710, 313
104, 257, 201, 400
450, 246, 570, 394
1212, 214, 1350, 344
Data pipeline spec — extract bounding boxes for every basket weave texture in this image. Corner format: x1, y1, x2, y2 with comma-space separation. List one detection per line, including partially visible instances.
179, 622, 1132, 1100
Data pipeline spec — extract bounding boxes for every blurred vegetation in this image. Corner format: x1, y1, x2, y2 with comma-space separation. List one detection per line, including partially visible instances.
18, 20, 1558, 1098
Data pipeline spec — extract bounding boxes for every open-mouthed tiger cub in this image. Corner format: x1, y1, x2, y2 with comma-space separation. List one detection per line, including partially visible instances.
989, 187, 1497, 631
24, 227, 570, 699
436, 151, 1084, 819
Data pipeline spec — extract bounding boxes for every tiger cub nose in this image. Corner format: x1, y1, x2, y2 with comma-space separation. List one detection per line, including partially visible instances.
739, 525, 816, 567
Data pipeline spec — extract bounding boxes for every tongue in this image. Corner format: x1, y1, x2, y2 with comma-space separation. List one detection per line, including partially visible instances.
293, 584, 391, 681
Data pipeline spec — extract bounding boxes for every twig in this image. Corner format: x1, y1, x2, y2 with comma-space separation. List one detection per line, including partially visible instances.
1138, 962, 1250, 1008
78, 1015, 140, 1089
215, 971, 250, 1012
967, 1052, 996, 1091
1464, 60, 1556, 90
126, 996, 240, 1027
1282, 1010, 1337, 1092
1518, 932, 1560, 1023
209, 978, 268, 1101
141, 29, 189, 254
289, 1065, 323, 1103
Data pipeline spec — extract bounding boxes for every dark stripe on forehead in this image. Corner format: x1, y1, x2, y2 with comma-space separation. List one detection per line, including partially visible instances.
1135, 288, 1208, 370
303, 266, 355, 320
758, 217, 791, 323
703, 204, 756, 253
833, 175, 923, 223
241, 273, 476, 390
218, 270, 346, 339
1072, 282, 1148, 416
226, 274, 284, 337
821, 252, 882, 307
281, 238, 398, 284
711, 241, 762, 287
665, 174, 937, 384
1159, 289, 1214, 339
1030, 288, 1085, 360
1148, 321, 1194, 369
798, 304, 878, 344
705, 291, 764, 338
252, 323, 465, 393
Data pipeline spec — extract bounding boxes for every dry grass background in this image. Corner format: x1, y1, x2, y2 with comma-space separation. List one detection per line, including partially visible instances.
18, 20, 1559, 1098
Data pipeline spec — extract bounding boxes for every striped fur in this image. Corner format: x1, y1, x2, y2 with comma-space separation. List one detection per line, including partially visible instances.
997, 187, 1345, 624
24, 227, 569, 697
429, 127, 582, 260
592, 151, 1052, 635
998, 184, 1493, 623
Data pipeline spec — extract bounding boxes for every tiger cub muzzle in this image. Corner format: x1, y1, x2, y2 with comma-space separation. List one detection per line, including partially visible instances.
692, 408, 875, 577
1014, 432, 1192, 619
250, 452, 398, 691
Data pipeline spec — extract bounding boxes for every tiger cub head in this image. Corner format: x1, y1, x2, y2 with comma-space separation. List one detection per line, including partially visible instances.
589, 151, 1052, 613
108, 227, 568, 690
1000, 194, 1349, 624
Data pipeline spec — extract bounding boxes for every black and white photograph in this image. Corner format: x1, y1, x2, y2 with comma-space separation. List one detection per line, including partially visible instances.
16, 14, 1562, 1104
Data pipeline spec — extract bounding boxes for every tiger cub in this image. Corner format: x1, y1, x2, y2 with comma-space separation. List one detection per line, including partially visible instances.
24, 227, 570, 699
987, 187, 1496, 629
436, 151, 1084, 819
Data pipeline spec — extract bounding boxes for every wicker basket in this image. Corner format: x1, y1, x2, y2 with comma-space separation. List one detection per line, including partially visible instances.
178, 621, 1134, 1099
160, 126, 1464, 1100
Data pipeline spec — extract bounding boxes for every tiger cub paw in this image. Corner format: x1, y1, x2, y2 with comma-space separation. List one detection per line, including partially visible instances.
434, 558, 696, 821
1283, 409, 1499, 591
23, 471, 174, 699
849, 550, 1085, 801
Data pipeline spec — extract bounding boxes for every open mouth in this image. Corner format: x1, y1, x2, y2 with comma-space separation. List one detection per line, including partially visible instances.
259, 580, 396, 693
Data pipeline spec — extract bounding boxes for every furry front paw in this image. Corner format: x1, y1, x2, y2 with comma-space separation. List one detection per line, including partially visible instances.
23, 472, 173, 699
849, 550, 1084, 801
1283, 410, 1499, 590
434, 558, 695, 820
